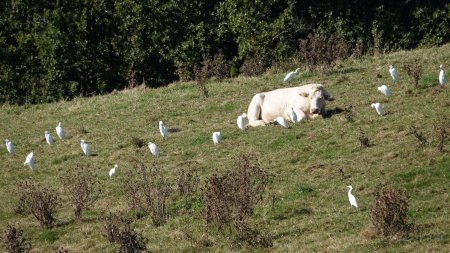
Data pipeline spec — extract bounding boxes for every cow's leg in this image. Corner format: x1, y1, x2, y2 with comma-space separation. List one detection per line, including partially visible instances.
249, 119, 267, 127
294, 108, 308, 122
247, 93, 267, 127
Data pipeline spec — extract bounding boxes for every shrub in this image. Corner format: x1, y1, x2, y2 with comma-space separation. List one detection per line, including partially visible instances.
434, 115, 448, 152
408, 126, 428, 146
123, 169, 146, 218
17, 180, 58, 228
194, 56, 211, 98
14, 196, 28, 215
240, 57, 266, 77
403, 60, 423, 88
3, 224, 31, 253
101, 213, 147, 253
127, 69, 138, 89
175, 66, 193, 82
177, 167, 200, 196
358, 127, 371, 148
298, 34, 349, 72
209, 52, 230, 80
123, 161, 172, 226
370, 183, 411, 237
61, 165, 101, 220
202, 154, 270, 228
131, 137, 146, 148
233, 221, 272, 249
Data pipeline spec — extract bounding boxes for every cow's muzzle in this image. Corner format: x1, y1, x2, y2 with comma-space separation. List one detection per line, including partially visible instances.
311, 108, 319, 114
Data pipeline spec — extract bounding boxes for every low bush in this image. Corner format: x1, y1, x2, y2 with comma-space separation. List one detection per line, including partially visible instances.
101, 213, 147, 253
61, 165, 101, 220
403, 60, 423, 88
240, 57, 266, 77
16, 180, 58, 228
298, 34, 349, 72
370, 183, 411, 237
4, 224, 31, 253
202, 154, 270, 228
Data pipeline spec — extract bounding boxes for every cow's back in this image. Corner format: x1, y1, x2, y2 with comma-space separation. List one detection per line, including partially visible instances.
260, 87, 304, 122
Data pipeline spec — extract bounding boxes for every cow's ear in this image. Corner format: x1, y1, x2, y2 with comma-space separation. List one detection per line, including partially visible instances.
299, 91, 309, 97
323, 89, 335, 101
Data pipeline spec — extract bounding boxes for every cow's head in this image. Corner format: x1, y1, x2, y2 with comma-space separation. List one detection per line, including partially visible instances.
300, 85, 334, 115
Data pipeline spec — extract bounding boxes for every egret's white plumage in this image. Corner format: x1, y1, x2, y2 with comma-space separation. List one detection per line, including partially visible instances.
159, 121, 169, 139
80, 140, 91, 156
148, 142, 160, 157
109, 164, 117, 178
288, 107, 298, 123
347, 185, 358, 208
439, 64, 447, 85
389, 65, 399, 82
24, 152, 35, 170
283, 68, 301, 82
56, 122, 65, 139
212, 132, 222, 145
44, 131, 54, 145
377, 84, 391, 97
274, 116, 289, 128
371, 103, 384, 116
5, 139, 14, 154
236, 113, 248, 131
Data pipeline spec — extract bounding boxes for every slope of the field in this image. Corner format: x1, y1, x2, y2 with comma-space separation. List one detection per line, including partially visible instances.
1, 44, 449, 252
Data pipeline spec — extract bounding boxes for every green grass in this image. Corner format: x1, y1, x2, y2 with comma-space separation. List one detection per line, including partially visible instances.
1, 44, 450, 252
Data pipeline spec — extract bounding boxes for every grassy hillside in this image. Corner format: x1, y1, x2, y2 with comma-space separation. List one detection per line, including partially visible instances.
1, 44, 449, 252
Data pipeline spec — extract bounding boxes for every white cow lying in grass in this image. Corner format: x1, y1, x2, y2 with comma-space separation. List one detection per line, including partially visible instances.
246, 84, 334, 127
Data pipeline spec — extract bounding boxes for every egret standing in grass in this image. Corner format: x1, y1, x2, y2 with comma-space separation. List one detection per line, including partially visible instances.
288, 107, 298, 124
109, 164, 117, 178
389, 65, 399, 82
236, 113, 248, 131
159, 121, 169, 140
148, 142, 160, 157
283, 68, 301, 82
377, 84, 392, 97
56, 122, 65, 139
212, 132, 222, 145
347, 186, 358, 208
275, 116, 289, 128
24, 152, 35, 171
371, 103, 385, 116
439, 64, 447, 86
5, 139, 14, 154
80, 140, 91, 156
44, 131, 54, 145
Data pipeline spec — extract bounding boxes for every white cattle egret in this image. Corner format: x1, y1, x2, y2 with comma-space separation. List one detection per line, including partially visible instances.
377, 84, 392, 97
389, 65, 399, 82
288, 107, 298, 123
159, 121, 169, 139
371, 103, 384, 116
283, 68, 301, 82
439, 64, 447, 85
109, 164, 117, 178
212, 132, 222, 145
24, 152, 35, 170
347, 185, 358, 208
56, 122, 65, 139
236, 113, 247, 131
274, 116, 289, 128
44, 131, 54, 145
5, 139, 14, 154
80, 140, 91, 156
148, 142, 160, 157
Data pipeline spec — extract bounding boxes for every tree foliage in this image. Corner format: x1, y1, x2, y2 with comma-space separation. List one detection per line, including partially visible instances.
0, 0, 448, 104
